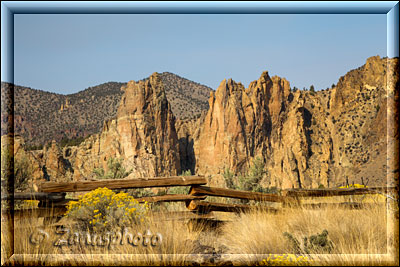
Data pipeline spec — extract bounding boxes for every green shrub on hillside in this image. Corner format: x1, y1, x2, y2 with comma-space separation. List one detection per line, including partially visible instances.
223, 167, 237, 190
238, 157, 265, 192
59, 136, 86, 147
180, 169, 192, 176
93, 157, 131, 180
14, 154, 34, 192
168, 186, 189, 195
222, 157, 278, 195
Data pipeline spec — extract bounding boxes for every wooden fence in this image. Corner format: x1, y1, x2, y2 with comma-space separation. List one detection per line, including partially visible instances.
3, 176, 398, 223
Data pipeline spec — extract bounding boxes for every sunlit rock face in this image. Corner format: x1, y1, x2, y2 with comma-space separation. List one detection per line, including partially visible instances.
68, 73, 181, 180
195, 71, 290, 178
194, 56, 397, 188
20, 56, 397, 188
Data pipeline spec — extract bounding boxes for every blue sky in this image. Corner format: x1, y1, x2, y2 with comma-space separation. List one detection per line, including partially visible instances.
13, 14, 387, 94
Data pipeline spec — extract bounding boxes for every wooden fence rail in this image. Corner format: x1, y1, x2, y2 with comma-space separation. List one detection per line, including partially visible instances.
136, 194, 207, 203
189, 185, 284, 202
1, 192, 66, 202
40, 176, 207, 193
3, 176, 397, 222
186, 200, 279, 214
282, 186, 398, 198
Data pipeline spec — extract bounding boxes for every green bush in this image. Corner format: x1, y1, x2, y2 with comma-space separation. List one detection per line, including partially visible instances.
303, 230, 334, 254
222, 157, 278, 196
14, 155, 33, 192
238, 157, 266, 192
129, 188, 154, 199
283, 230, 334, 254
167, 186, 189, 195
1, 145, 13, 199
223, 167, 237, 190
180, 169, 192, 176
93, 157, 131, 180
60, 137, 82, 147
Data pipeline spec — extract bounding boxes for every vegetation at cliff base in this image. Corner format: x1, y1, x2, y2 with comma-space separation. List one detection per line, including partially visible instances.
93, 157, 132, 180
223, 157, 278, 195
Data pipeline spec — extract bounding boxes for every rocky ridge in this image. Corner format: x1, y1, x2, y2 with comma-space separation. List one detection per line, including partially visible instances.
185, 56, 398, 188
65, 73, 181, 180
2, 72, 212, 147
6, 56, 398, 188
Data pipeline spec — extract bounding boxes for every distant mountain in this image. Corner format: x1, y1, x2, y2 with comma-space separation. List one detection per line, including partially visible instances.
1, 72, 213, 146
159, 72, 212, 120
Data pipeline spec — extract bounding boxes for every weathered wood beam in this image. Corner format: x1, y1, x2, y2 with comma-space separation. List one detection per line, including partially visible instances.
282, 186, 398, 198
26, 194, 206, 207
40, 176, 207, 193
1, 192, 66, 202
136, 194, 206, 203
186, 200, 279, 214
299, 202, 384, 210
150, 211, 215, 221
38, 199, 74, 208
189, 185, 284, 202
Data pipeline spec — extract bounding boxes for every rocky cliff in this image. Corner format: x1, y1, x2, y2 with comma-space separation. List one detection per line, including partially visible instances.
191, 56, 397, 188
2, 72, 212, 147
9, 56, 398, 189
64, 73, 181, 180
194, 72, 289, 176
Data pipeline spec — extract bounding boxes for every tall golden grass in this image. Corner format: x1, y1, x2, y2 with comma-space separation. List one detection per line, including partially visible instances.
2, 195, 398, 266
2, 207, 205, 266
219, 200, 398, 266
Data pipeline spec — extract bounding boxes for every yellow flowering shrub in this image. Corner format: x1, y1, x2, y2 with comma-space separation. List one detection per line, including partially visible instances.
339, 184, 367, 188
65, 187, 149, 231
23, 199, 39, 208
258, 254, 312, 266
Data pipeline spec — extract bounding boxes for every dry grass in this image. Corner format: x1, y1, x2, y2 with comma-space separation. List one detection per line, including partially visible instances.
219, 200, 398, 266
2, 195, 399, 266
2, 207, 205, 266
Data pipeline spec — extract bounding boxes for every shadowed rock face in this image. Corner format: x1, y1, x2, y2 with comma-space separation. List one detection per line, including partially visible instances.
11, 56, 398, 188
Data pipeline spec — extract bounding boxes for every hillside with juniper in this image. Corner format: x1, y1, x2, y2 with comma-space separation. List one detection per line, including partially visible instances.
1, 72, 213, 148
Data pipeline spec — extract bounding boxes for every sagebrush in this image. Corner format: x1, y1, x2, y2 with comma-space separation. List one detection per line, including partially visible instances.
65, 187, 149, 232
